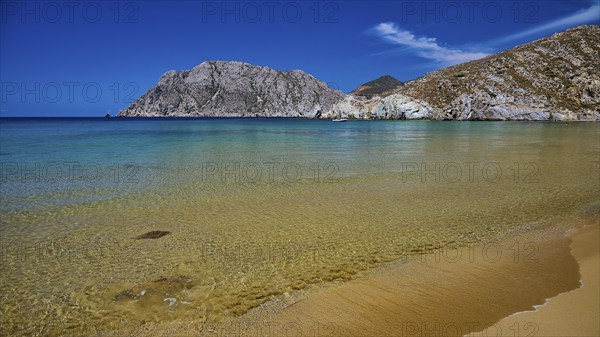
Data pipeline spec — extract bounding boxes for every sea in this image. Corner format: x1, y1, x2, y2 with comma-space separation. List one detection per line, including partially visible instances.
1, 117, 598, 336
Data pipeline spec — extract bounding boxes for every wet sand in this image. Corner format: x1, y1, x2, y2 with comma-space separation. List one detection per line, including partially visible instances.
120, 213, 599, 336
224, 215, 599, 337
474, 221, 599, 337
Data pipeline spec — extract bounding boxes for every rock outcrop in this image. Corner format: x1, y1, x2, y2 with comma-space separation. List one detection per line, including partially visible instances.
117, 61, 345, 118
328, 94, 432, 120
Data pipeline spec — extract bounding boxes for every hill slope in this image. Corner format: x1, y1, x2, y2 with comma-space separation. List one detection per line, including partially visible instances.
119, 26, 599, 121
330, 25, 600, 121
117, 61, 344, 117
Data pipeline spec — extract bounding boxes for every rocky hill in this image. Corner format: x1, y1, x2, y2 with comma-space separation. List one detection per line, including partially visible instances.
119, 25, 599, 121
329, 25, 600, 121
350, 75, 403, 98
117, 61, 344, 117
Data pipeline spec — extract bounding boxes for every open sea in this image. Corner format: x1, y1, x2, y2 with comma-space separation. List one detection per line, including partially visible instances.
1, 118, 598, 336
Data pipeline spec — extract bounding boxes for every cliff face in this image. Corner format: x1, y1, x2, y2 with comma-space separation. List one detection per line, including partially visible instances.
119, 25, 599, 121
117, 61, 345, 117
330, 25, 600, 121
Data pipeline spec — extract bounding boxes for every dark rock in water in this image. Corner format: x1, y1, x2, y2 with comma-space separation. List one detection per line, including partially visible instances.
153, 275, 193, 289
114, 289, 136, 301
135, 231, 171, 239
105, 113, 111, 118
113, 275, 194, 306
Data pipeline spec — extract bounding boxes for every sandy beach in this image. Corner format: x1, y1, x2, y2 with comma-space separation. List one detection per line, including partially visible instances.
476, 220, 599, 337
219, 213, 599, 337
68, 207, 598, 337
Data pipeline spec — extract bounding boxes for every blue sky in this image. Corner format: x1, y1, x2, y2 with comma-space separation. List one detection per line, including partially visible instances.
1, 0, 598, 117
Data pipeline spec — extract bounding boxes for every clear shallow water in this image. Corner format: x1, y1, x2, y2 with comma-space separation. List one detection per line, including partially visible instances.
0, 118, 598, 335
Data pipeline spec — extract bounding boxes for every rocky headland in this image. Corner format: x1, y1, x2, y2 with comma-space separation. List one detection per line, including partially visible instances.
117, 61, 344, 118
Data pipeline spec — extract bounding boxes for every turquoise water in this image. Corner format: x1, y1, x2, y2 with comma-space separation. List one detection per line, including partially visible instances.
3, 118, 594, 210
0, 118, 506, 211
1, 118, 599, 336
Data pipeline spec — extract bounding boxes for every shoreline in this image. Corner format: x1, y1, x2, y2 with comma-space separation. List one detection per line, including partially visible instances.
1, 116, 599, 122
471, 220, 599, 337
226, 212, 599, 337
126, 210, 599, 336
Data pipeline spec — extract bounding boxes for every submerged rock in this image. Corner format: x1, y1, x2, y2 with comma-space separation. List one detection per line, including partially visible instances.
114, 289, 136, 301
153, 275, 193, 289
113, 275, 194, 308
135, 231, 171, 239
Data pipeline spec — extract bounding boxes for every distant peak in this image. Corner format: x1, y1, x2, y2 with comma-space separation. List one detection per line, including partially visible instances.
351, 75, 403, 97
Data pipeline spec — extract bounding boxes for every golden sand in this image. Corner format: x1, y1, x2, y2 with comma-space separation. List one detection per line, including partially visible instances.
126, 213, 599, 336
476, 221, 599, 337
214, 214, 599, 337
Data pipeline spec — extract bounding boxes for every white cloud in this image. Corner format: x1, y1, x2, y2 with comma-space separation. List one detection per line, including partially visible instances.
494, 2, 600, 44
373, 23, 490, 66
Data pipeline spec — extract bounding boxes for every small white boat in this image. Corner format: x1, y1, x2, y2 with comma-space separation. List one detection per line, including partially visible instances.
332, 118, 348, 122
